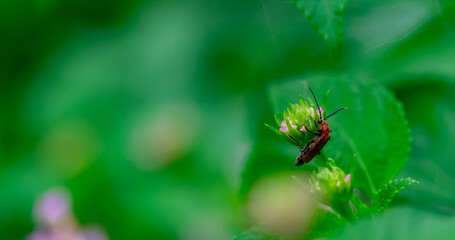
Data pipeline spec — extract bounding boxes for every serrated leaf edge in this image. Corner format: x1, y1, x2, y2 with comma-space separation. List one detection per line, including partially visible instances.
372, 177, 419, 214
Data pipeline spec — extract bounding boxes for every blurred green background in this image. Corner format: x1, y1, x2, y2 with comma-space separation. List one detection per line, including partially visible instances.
1, 0, 455, 239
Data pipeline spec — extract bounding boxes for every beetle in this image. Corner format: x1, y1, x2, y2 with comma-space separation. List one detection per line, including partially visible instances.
291, 83, 347, 166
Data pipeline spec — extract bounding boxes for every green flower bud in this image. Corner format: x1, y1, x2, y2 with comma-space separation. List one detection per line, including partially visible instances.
308, 160, 352, 206
266, 94, 328, 146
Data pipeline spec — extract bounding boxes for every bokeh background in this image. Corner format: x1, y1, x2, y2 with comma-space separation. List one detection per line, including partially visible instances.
1, 0, 455, 239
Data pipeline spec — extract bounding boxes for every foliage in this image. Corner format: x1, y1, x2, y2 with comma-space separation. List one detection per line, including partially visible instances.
305, 208, 347, 239
1, 0, 455, 239
292, 0, 346, 58
238, 77, 417, 238
332, 207, 455, 240
247, 77, 411, 199
372, 177, 419, 214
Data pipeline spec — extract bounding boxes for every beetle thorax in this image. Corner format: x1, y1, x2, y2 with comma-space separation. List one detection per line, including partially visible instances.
319, 120, 330, 132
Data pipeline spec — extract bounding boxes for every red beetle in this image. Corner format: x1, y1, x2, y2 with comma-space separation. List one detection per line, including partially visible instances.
292, 83, 347, 166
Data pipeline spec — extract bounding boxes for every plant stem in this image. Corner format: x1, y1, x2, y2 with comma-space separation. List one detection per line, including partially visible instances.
332, 201, 357, 222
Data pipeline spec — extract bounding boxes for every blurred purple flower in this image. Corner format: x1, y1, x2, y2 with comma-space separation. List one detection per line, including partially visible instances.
27, 230, 49, 240
29, 188, 108, 240
35, 189, 70, 225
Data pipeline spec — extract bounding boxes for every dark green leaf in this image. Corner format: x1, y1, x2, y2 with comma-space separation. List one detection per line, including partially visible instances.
292, 0, 346, 57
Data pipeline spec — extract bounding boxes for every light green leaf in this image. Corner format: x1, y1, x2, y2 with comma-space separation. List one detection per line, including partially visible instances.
372, 177, 419, 214
292, 0, 346, 57
322, 90, 330, 114
265, 123, 285, 136
267, 75, 411, 199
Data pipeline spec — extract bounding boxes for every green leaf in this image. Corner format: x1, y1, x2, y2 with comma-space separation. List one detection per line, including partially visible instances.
306, 208, 347, 239
331, 207, 455, 240
321, 90, 330, 115
360, 4, 455, 209
361, 77, 455, 212
363, 4, 455, 84
267, 75, 411, 199
265, 123, 284, 136
372, 177, 419, 214
350, 194, 371, 218
292, 0, 346, 57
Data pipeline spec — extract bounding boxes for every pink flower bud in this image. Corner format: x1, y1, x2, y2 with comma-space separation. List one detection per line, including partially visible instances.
279, 126, 288, 132
318, 107, 324, 115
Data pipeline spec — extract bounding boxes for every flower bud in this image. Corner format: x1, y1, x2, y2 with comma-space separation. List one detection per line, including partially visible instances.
266, 95, 326, 145
308, 160, 352, 206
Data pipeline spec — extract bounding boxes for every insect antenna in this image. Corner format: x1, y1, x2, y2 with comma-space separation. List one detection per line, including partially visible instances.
304, 82, 322, 120
324, 107, 348, 120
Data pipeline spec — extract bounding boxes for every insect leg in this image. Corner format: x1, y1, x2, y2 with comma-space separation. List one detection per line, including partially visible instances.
305, 126, 321, 136
297, 141, 303, 152
289, 135, 304, 152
